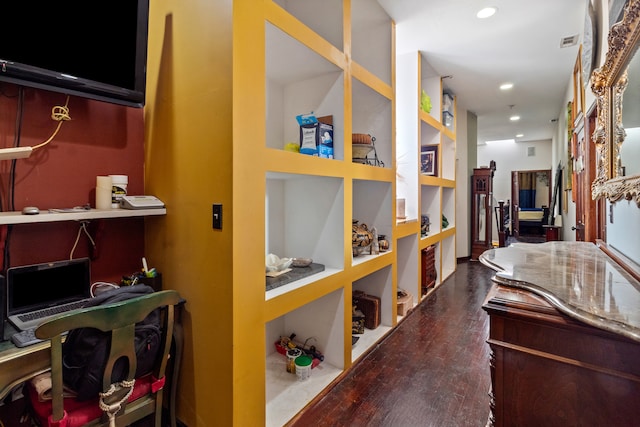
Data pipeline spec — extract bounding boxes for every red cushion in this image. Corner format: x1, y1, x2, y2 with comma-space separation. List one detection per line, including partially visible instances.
28, 374, 154, 427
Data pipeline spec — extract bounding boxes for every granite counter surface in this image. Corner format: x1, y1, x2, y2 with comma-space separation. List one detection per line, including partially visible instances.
479, 241, 640, 342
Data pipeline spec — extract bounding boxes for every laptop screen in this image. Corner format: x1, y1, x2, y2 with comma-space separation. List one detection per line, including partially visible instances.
7, 258, 91, 315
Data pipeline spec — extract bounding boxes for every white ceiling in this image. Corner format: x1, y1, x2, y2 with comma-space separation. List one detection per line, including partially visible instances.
378, 0, 588, 144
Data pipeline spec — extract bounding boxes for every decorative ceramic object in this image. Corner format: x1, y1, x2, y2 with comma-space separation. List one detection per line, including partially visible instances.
352, 144, 374, 160
421, 215, 430, 236
291, 257, 313, 267
371, 226, 380, 255
351, 133, 373, 144
352, 220, 373, 256
265, 253, 292, 272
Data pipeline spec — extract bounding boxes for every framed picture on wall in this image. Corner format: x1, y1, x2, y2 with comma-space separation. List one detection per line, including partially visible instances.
421, 145, 438, 176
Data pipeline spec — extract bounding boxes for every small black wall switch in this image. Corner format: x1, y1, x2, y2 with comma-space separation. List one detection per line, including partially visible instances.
213, 204, 223, 230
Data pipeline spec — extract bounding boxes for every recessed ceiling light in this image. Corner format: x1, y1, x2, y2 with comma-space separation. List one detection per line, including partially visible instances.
500, 83, 513, 90
477, 7, 497, 19
516, 133, 524, 138
510, 115, 520, 121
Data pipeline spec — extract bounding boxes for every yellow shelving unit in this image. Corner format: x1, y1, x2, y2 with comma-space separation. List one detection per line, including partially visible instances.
395, 51, 457, 309
235, 1, 396, 425
147, 1, 453, 424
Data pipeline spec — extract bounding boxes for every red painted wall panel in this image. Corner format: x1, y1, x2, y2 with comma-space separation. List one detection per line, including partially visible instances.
0, 83, 146, 284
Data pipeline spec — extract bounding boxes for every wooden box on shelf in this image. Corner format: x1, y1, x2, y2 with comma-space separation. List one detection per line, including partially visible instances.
353, 290, 381, 329
421, 245, 436, 295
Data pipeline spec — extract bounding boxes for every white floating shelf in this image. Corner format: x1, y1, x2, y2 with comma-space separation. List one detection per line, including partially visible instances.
0, 208, 166, 225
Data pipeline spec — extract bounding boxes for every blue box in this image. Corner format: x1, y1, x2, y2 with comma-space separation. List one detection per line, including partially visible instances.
300, 122, 333, 158
317, 123, 333, 159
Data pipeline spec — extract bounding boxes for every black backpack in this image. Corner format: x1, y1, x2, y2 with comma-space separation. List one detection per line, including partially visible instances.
61, 284, 162, 401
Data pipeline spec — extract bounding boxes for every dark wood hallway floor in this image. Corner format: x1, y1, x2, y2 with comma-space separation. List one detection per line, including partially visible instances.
288, 259, 495, 427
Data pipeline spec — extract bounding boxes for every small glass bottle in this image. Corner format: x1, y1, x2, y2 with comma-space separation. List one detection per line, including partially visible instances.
378, 234, 389, 252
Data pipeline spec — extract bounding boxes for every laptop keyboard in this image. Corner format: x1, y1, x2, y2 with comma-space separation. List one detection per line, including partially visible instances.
17, 299, 87, 322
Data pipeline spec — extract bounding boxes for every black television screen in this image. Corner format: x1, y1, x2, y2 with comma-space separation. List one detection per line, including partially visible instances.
0, 1, 150, 108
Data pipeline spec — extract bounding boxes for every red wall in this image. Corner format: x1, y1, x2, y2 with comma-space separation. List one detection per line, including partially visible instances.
0, 83, 146, 284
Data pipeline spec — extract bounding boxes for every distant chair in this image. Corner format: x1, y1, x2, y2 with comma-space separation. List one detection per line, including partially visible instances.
26, 289, 182, 427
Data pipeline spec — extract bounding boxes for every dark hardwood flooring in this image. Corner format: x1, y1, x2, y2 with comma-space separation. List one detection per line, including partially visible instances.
288, 259, 495, 427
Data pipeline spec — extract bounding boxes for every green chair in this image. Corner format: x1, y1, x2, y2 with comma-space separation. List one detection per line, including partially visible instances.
27, 289, 182, 427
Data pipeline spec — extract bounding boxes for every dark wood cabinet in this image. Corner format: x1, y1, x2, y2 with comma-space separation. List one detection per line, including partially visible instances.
543, 224, 561, 241
471, 164, 495, 259
483, 284, 640, 426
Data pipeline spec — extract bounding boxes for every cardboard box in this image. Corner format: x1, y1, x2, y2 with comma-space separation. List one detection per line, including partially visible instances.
300, 122, 333, 158
397, 290, 412, 316
317, 122, 333, 159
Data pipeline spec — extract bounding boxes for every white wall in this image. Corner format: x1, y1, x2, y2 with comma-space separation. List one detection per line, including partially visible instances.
477, 139, 553, 241
478, 140, 553, 204
455, 109, 470, 258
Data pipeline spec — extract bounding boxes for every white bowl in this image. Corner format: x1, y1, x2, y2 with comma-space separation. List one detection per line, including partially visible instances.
292, 257, 313, 267
352, 144, 374, 160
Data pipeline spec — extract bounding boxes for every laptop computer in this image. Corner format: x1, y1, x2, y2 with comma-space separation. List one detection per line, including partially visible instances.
6, 258, 92, 331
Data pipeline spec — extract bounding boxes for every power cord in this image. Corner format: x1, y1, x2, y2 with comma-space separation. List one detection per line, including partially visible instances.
90, 281, 119, 297
69, 221, 96, 260
31, 96, 71, 151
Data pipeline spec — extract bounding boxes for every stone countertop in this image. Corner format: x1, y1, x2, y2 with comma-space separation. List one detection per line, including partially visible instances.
479, 241, 640, 343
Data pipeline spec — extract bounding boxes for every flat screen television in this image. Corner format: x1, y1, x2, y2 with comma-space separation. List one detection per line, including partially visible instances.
0, 1, 150, 108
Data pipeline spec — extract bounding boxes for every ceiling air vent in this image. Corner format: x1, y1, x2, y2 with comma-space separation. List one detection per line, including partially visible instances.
560, 35, 579, 48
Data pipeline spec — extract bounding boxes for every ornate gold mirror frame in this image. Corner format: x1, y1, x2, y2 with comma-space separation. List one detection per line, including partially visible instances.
591, 0, 640, 205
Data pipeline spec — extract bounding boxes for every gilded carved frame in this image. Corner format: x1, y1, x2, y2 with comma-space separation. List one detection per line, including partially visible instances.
590, 0, 640, 204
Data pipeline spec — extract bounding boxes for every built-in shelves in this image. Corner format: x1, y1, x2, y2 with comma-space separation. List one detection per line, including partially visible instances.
265, 288, 344, 427
352, 78, 392, 169
351, 0, 392, 86
265, 22, 345, 157
395, 50, 457, 309
396, 233, 419, 317
0, 208, 166, 225
256, 2, 396, 426
351, 265, 393, 361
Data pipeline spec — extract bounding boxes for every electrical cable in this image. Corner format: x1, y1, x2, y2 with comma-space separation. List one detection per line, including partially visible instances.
90, 281, 120, 297
1, 87, 24, 273
8, 87, 25, 213
31, 96, 71, 151
69, 221, 96, 260
0, 92, 70, 273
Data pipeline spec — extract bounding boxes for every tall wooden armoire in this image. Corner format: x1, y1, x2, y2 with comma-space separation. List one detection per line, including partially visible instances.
471, 162, 496, 260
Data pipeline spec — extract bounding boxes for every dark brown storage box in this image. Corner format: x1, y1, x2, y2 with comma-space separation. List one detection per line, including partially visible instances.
353, 291, 381, 330
422, 245, 437, 295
